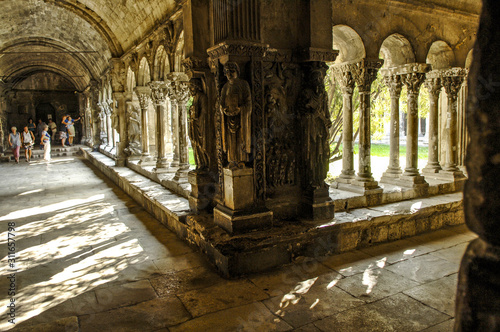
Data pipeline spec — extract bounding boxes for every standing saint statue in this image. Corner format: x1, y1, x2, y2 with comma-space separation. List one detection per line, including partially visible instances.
220, 62, 252, 169
188, 78, 210, 170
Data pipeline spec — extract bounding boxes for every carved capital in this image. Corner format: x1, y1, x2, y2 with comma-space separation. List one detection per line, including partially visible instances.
332, 65, 355, 95
167, 72, 190, 103
148, 81, 168, 105
182, 56, 207, 72
441, 67, 467, 101
207, 41, 268, 60
383, 74, 402, 99
134, 86, 151, 110
351, 59, 384, 93
424, 70, 443, 98
401, 72, 427, 96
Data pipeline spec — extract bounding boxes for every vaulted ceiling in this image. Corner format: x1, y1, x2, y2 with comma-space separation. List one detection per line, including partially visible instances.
0, 0, 180, 91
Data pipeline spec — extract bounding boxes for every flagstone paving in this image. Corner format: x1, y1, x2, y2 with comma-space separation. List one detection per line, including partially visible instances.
0, 157, 473, 331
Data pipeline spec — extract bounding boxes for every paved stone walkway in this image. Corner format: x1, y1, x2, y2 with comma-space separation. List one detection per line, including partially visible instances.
0, 157, 474, 331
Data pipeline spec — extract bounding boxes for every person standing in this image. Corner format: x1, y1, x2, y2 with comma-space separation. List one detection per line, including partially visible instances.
60, 116, 68, 147
48, 119, 57, 141
8, 127, 21, 163
27, 118, 36, 138
41, 125, 51, 162
66, 116, 80, 146
37, 118, 46, 141
21, 126, 35, 163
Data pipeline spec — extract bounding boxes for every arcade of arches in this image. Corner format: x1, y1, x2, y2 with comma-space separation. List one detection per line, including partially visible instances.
0, 0, 498, 330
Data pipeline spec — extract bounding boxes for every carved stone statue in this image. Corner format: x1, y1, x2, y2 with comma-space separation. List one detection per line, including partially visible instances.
220, 62, 252, 169
299, 66, 331, 188
125, 105, 141, 156
188, 78, 210, 170
111, 110, 119, 132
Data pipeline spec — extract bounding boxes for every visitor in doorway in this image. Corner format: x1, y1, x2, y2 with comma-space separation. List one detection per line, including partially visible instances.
36, 118, 46, 141
8, 127, 21, 164
60, 116, 68, 147
66, 116, 80, 146
27, 118, 36, 138
48, 119, 57, 141
21, 126, 35, 163
41, 125, 51, 162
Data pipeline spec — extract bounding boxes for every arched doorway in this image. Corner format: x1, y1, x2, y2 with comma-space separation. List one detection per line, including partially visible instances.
35, 102, 56, 123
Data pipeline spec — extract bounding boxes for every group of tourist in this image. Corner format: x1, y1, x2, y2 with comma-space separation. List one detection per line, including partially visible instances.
8, 115, 80, 163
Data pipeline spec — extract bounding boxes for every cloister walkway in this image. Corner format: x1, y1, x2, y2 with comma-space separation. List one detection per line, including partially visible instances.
0, 156, 474, 331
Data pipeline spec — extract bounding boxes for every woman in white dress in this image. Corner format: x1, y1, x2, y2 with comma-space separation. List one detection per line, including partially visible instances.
40, 125, 51, 162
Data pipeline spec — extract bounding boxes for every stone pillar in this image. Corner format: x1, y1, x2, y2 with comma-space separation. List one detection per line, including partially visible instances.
135, 86, 154, 165
105, 104, 113, 149
456, 1, 500, 329
440, 68, 467, 180
169, 96, 180, 168
398, 64, 430, 188
349, 59, 383, 194
381, 71, 403, 182
149, 81, 170, 172
422, 71, 443, 175
333, 65, 356, 184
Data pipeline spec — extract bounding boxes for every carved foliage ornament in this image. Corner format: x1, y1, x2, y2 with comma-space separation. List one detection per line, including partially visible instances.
383, 74, 403, 98
441, 68, 467, 101
149, 81, 168, 105
351, 59, 383, 93
332, 65, 355, 95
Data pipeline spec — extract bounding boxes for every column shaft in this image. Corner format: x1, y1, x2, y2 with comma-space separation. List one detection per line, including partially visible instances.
170, 100, 180, 167
423, 75, 442, 173
381, 73, 402, 181
357, 91, 373, 180
178, 99, 189, 167
404, 91, 419, 176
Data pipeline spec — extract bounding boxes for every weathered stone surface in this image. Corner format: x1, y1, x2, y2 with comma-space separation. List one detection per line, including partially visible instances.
404, 274, 458, 316
79, 297, 191, 331
313, 293, 450, 332
176, 280, 269, 318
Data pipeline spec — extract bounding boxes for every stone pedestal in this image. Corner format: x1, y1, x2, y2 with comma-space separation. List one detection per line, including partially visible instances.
188, 171, 215, 213
214, 167, 273, 234
339, 180, 383, 195
301, 187, 335, 221
173, 165, 190, 183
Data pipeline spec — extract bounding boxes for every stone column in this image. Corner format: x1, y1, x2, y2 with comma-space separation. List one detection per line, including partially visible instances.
113, 92, 127, 166
333, 65, 356, 184
381, 71, 403, 182
398, 64, 430, 188
455, 1, 500, 329
440, 68, 467, 180
134, 86, 154, 165
96, 103, 107, 146
170, 77, 191, 182
422, 71, 443, 174
105, 104, 113, 149
169, 96, 180, 168
149, 81, 170, 172
349, 59, 383, 194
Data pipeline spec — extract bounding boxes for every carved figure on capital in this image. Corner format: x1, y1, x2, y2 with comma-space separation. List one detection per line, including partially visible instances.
220, 62, 252, 169
188, 78, 210, 171
299, 63, 331, 189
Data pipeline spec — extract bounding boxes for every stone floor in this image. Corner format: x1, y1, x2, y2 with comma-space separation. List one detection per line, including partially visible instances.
0, 156, 474, 331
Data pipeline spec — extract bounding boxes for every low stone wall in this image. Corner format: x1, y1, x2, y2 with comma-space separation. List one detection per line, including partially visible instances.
81, 147, 465, 277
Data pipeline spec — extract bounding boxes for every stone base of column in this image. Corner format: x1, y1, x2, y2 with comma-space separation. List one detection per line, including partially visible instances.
335, 172, 356, 184
395, 174, 429, 189
422, 163, 442, 175
301, 187, 334, 221
455, 238, 500, 331
214, 205, 273, 234
214, 167, 273, 234
173, 165, 190, 183
380, 168, 403, 183
188, 171, 216, 213
426, 169, 466, 181
153, 158, 171, 173
138, 154, 155, 166
340, 178, 383, 195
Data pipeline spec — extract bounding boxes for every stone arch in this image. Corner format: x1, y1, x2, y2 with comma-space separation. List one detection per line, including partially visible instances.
174, 31, 185, 72
426, 41, 456, 70
379, 34, 416, 68
332, 25, 366, 63
154, 46, 170, 81
465, 49, 474, 69
136, 57, 152, 86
